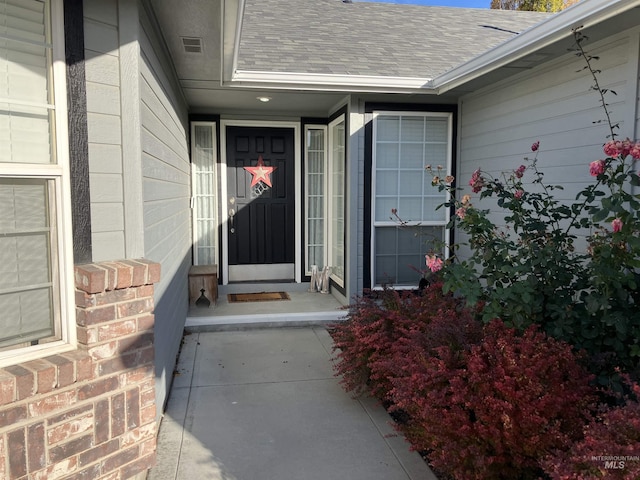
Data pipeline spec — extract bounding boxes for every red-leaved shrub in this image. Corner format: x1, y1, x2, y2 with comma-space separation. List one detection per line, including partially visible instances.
331, 283, 470, 400
390, 320, 597, 480
542, 379, 640, 479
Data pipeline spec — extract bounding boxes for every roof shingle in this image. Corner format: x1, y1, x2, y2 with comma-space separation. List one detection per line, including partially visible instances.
237, 0, 551, 78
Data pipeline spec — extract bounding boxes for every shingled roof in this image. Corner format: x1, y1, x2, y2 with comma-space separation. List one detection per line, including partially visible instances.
236, 0, 551, 79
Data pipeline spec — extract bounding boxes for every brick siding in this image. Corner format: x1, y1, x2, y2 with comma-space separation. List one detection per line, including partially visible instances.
0, 259, 160, 480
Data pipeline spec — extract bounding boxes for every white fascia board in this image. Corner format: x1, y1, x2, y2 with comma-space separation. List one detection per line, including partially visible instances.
435, 0, 640, 93
230, 70, 436, 94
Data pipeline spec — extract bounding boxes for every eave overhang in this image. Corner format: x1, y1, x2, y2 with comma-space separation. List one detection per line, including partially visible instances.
434, 0, 640, 94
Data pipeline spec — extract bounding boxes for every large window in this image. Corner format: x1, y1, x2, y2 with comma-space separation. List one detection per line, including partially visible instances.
191, 122, 218, 266
372, 112, 452, 287
328, 115, 345, 287
0, 0, 74, 364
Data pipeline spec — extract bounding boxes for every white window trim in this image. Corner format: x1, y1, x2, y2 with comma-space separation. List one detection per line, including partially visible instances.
304, 124, 328, 275
0, 0, 76, 366
370, 110, 453, 289
327, 114, 346, 288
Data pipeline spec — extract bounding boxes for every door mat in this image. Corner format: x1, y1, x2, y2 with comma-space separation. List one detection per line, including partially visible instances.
227, 292, 291, 303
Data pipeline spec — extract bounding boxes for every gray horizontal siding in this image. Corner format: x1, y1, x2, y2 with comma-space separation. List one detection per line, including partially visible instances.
139, 2, 191, 414
84, 0, 125, 261
456, 30, 638, 260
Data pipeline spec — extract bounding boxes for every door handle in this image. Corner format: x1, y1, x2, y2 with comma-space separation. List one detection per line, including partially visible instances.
229, 208, 235, 233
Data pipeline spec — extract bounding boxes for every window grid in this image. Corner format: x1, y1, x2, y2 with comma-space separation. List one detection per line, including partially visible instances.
192, 123, 218, 267
304, 126, 326, 274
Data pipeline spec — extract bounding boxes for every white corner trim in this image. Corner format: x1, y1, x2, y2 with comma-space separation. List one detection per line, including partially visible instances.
230, 70, 435, 93
435, 0, 640, 93
231, 0, 245, 81
119, 0, 144, 259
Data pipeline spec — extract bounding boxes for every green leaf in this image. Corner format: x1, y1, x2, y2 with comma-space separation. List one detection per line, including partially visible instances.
627, 236, 640, 249
591, 208, 609, 223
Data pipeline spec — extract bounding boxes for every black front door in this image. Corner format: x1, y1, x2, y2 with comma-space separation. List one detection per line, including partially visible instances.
226, 127, 295, 281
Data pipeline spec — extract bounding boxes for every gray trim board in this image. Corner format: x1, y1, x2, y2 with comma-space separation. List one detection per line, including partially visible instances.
65, 0, 92, 264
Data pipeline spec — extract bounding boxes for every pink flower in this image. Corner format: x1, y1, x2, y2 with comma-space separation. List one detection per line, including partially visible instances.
514, 189, 524, 199
514, 165, 526, 179
455, 207, 466, 219
531, 141, 540, 152
469, 168, 484, 193
603, 141, 618, 157
630, 142, 640, 160
589, 159, 606, 176
612, 218, 623, 233
425, 255, 444, 273
604, 139, 634, 158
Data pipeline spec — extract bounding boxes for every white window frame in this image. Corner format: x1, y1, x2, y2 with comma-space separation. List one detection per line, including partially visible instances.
0, 0, 76, 366
190, 121, 219, 267
370, 111, 453, 289
304, 124, 328, 275
327, 114, 346, 288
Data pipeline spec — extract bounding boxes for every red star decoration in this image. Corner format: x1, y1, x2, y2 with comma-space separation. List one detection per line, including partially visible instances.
243, 155, 276, 187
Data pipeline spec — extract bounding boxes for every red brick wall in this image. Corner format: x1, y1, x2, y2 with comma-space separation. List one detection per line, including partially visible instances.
0, 259, 160, 480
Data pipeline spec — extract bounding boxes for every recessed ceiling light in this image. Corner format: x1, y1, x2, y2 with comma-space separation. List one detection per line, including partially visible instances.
257, 96, 272, 103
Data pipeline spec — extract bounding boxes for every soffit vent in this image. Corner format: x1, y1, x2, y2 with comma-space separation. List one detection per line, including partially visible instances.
181, 36, 203, 54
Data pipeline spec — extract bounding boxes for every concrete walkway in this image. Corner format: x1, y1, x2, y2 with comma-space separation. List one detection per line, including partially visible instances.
148, 327, 437, 480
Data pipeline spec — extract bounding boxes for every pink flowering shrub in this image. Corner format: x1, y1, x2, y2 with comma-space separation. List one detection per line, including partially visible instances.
427, 32, 640, 386
435, 132, 640, 384
436, 140, 587, 333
